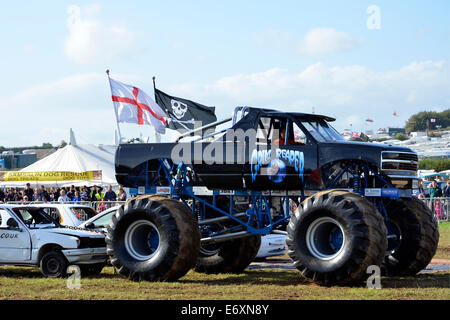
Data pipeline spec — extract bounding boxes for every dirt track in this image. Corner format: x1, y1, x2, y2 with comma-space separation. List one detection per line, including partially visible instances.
249, 258, 450, 273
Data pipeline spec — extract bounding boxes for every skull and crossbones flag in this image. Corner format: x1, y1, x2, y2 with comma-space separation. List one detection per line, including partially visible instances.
154, 88, 217, 133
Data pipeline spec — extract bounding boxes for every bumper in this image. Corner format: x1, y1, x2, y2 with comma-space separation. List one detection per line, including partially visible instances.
62, 247, 108, 265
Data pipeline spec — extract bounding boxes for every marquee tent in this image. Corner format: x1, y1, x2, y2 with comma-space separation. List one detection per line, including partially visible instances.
0, 130, 118, 188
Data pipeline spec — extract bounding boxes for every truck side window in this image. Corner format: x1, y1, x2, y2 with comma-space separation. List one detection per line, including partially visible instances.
292, 123, 307, 145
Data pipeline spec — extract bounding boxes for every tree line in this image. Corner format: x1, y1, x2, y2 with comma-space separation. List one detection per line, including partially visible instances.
405, 109, 450, 133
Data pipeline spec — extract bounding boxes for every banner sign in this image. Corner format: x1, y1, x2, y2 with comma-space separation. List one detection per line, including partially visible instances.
0, 170, 102, 182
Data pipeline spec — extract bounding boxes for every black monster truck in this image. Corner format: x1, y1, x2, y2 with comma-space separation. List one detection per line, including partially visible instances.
106, 107, 439, 285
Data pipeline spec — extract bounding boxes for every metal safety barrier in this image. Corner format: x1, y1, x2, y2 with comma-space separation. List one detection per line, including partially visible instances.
1, 197, 448, 222
1, 200, 126, 213
421, 197, 449, 223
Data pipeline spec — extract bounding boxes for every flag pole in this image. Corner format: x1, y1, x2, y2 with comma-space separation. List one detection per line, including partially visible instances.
152, 76, 161, 143
106, 69, 123, 144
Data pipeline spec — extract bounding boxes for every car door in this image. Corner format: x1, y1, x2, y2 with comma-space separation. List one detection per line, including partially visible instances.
0, 208, 32, 263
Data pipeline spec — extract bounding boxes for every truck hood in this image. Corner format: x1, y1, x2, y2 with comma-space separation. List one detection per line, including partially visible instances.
318, 141, 416, 168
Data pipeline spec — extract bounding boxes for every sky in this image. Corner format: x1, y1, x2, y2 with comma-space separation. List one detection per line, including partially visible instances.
0, 0, 449, 147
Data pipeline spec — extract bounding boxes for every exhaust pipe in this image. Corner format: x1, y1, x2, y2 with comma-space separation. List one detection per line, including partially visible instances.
201, 231, 250, 244
198, 212, 246, 225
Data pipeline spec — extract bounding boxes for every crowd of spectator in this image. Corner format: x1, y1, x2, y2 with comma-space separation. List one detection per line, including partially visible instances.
0, 183, 127, 203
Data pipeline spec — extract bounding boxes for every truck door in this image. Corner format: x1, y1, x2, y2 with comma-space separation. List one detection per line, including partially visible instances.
0, 208, 32, 263
243, 116, 318, 190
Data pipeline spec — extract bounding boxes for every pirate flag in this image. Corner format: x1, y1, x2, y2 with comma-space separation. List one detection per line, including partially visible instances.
154, 88, 217, 133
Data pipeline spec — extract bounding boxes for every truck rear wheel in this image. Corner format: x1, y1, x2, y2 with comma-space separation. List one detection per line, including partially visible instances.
286, 190, 387, 285
383, 197, 439, 276
106, 195, 200, 281
195, 235, 261, 274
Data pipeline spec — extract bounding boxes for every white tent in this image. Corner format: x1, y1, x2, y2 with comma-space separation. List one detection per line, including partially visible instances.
0, 129, 118, 188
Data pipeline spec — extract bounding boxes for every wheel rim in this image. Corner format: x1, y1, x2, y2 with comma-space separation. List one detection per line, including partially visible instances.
200, 243, 222, 256
306, 217, 345, 260
124, 220, 161, 261
46, 258, 60, 274
385, 219, 402, 255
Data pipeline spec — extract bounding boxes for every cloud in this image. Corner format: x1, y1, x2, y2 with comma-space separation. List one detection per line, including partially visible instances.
64, 4, 134, 64
297, 28, 361, 56
2, 61, 448, 147
168, 60, 449, 131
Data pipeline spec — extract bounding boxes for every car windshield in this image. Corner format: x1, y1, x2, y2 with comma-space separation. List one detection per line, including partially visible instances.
298, 118, 344, 142
12, 208, 58, 228
90, 210, 116, 228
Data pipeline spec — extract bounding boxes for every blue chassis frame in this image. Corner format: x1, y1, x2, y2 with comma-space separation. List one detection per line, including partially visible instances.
128, 158, 412, 239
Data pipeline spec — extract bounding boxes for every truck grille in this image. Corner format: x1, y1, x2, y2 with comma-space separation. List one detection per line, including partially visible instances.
381, 152, 418, 162
381, 151, 418, 176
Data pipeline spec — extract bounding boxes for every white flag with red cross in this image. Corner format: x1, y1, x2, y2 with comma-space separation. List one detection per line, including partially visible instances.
108, 76, 167, 134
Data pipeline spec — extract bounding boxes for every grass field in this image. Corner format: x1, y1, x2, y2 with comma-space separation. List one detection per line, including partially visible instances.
0, 223, 449, 300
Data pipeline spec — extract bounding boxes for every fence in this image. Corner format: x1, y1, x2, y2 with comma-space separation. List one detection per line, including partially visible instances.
2, 201, 126, 213
421, 197, 449, 223
2, 198, 449, 223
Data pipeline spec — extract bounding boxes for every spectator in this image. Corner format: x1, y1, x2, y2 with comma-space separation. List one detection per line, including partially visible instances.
89, 185, 103, 201
22, 195, 29, 203
38, 185, 49, 201
0, 188, 5, 202
24, 183, 34, 201
32, 188, 40, 201
14, 188, 22, 202
80, 187, 89, 201
6, 188, 16, 202
50, 188, 60, 202
117, 185, 127, 201
103, 185, 117, 201
444, 181, 450, 198
72, 191, 82, 202
58, 189, 70, 202
67, 185, 75, 200
41, 195, 50, 203
429, 180, 442, 200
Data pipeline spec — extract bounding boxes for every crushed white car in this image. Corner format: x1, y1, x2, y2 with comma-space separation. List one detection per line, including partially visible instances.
0, 204, 108, 277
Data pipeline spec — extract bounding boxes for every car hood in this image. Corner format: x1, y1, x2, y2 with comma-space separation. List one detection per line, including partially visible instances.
43, 227, 105, 238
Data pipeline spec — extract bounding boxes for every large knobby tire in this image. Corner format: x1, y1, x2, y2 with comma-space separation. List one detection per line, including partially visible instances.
195, 235, 261, 274
383, 197, 439, 276
286, 190, 387, 286
40, 251, 68, 278
105, 195, 200, 281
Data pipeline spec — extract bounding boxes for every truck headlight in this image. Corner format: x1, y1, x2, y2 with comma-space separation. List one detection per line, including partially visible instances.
412, 179, 419, 189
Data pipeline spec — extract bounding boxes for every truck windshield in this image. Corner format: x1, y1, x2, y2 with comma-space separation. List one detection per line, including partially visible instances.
299, 119, 344, 142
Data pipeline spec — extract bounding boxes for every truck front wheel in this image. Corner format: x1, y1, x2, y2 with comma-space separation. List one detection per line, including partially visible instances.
286, 190, 387, 285
106, 195, 200, 281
